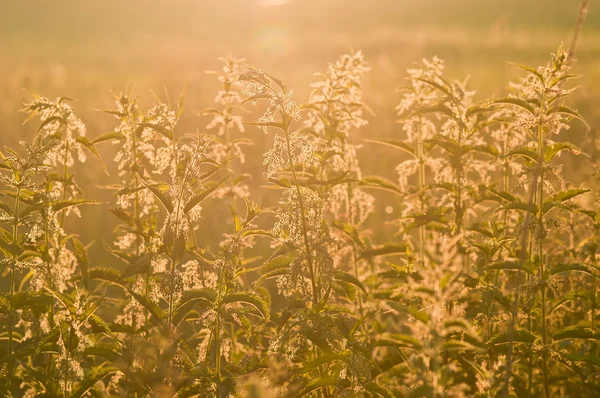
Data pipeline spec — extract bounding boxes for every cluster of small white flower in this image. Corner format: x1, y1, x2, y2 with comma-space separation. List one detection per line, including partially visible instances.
305, 51, 374, 226
23, 97, 88, 168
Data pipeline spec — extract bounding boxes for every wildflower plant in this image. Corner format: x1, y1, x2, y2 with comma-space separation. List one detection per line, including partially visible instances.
1, 20, 599, 397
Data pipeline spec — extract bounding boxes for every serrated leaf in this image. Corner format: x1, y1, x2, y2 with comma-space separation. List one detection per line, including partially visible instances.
508, 146, 538, 162
174, 288, 216, 326
241, 228, 276, 239
485, 261, 535, 275
76, 135, 109, 174
487, 329, 535, 346
491, 97, 536, 114
334, 271, 367, 294
549, 263, 598, 278
70, 364, 120, 398
227, 202, 243, 233
223, 292, 270, 320
139, 179, 173, 213
295, 376, 338, 397
183, 171, 233, 213
332, 221, 365, 249
360, 176, 403, 196
88, 267, 125, 287
360, 243, 407, 259
546, 105, 589, 129
51, 199, 101, 212
71, 237, 90, 289
553, 326, 600, 341
545, 142, 579, 162
91, 131, 126, 144
365, 138, 415, 156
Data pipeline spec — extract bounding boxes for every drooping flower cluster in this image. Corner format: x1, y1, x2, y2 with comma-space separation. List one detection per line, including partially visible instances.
202, 57, 254, 201
109, 94, 158, 218
19, 96, 91, 293
305, 51, 374, 226
2, 45, 599, 398
22, 96, 88, 168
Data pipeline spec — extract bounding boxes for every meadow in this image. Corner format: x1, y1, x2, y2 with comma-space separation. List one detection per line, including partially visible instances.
1, 0, 600, 396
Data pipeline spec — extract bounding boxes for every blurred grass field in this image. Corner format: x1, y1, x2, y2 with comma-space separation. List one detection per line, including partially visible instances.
1, 0, 599, 258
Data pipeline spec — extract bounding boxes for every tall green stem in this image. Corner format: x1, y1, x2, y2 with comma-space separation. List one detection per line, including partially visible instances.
282, 118, 319, 307
537, 93, 550, 398
7, 184, 22, 391
63, 327, 73, 397
416, 116, 426, 268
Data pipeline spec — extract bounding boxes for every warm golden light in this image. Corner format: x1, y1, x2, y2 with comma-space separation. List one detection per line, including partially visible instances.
0, 1, 597, 396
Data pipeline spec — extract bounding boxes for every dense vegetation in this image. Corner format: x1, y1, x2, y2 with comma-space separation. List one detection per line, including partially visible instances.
1, 41, 600, 397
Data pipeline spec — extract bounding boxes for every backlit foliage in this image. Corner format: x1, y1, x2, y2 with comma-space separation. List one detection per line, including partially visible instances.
1, 46, 599, 398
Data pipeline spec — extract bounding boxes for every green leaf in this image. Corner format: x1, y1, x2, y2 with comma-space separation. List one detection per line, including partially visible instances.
76, 135, 109, 174
502, 200, 537, 215
430, 137, 459, 156
139, 179, 174, 213
51, 199, 101, 213
227, 202, 243, 233
12, 291, 54, 312
465, 104, 491, 118
183, 171, 233, 213
413, 77, 455, 102
128, 290, 165, 328
91, 131, 126, 144
487, 329, 535, 346
333, 271, 367, 295
295, 376, 338, 397
360, 243, 408, 259
549, 290, 589, 315
545, 142, 579, 162
298, 352, 344, 374
71, 237, 90, 289
365, 138, 415, 156
553, 326, 600, 342
241, 228, 276, 240
507, 61, 546, 82
467, 144, 499, 156
174, 288, 217, 326
223, 292, 270, 320
490, 97, 536, 114
33, 115, 65, 142
244, 120, 285, 131
507, 146, 538, 162
88, 314, 119, 342
546, 105, 589, 129
332, 221, 365, 249
71, 364, 120, 398
402, 209, 448, 231
83, 346, 122, 362
136, 122, 173, 140
549, 263, 598, 278
484, 261, 535, 275
550, 188, 590, 203
359, 176, 403, 196
375, 333, 422, 349
177, 86, 187, 119
543, 188, 590, 214
88, 267, 125, 287
43, 286, 76, 316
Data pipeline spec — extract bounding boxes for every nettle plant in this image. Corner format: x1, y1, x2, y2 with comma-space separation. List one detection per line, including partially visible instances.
234, 57, 384, 397
1, 46, 600, 398
0, 95, 113, 396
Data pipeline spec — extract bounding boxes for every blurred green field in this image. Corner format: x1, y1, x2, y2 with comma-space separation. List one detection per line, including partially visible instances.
1, 0, 598, 259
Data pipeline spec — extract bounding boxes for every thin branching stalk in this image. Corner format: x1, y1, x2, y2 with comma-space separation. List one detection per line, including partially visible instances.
7, 184, 21, 391
282, 116, 320, 307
